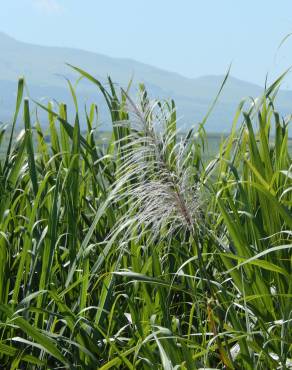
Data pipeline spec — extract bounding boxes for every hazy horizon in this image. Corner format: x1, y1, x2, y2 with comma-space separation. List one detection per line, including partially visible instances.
2, 0, 292, 89
0, 30, 273, 87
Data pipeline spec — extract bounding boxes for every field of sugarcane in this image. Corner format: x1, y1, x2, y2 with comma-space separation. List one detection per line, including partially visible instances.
0, 65, 291, 370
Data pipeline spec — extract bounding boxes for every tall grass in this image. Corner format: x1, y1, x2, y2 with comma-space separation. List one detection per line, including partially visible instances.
0, 67, 291, 369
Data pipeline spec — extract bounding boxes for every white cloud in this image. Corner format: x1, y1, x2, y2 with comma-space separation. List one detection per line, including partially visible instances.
32, 0, 64, 15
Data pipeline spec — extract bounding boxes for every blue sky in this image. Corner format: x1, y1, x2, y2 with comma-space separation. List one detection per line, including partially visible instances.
2, 0, 292, 87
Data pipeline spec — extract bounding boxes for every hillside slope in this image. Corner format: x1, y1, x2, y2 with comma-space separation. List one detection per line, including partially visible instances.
0, 32, 291, 131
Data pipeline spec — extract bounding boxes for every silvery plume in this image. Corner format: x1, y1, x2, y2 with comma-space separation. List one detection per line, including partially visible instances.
109, 87, 205, 244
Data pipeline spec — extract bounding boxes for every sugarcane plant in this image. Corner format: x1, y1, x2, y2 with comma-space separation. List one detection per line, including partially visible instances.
0, 66, 291, 369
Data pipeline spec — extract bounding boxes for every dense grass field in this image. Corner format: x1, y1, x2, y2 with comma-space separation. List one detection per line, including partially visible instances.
0, 67, 291, 369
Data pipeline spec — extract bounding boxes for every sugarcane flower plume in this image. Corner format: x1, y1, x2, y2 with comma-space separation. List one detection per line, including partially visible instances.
109, 88, 205, 242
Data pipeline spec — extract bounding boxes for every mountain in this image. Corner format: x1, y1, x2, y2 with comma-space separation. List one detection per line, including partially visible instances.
0, 31, 291, 131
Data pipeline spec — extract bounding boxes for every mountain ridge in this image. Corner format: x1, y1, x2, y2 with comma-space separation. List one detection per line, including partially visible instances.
0, 31, 291, 131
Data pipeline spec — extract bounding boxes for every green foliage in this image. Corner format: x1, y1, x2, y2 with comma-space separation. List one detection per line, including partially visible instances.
0, 69, 291, 369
